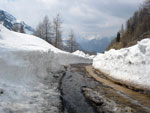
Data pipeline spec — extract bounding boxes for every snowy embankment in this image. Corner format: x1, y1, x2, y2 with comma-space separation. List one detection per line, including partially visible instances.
93, 38, 150, 90
0, 24, 91, 113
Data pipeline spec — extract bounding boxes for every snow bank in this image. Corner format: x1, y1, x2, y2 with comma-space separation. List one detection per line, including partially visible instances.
93, 38, 150, 90
0, 24, 91, 84
73, 50, 95, 59
0, 24, 91, 113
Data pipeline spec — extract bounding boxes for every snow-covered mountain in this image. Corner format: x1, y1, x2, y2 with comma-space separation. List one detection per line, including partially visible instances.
78, 37, 114, 53
0, 10, 34, 34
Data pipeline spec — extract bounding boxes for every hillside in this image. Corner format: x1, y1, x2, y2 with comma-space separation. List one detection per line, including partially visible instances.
108, 0, 150, 50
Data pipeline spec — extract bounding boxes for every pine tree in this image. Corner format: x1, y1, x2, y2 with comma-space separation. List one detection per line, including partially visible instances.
116, 32, 120, 42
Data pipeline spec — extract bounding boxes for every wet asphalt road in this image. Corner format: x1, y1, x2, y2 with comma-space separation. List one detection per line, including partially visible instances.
60, 64, 99, 113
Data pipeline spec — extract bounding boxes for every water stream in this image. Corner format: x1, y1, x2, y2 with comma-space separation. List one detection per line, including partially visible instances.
60, 64, 99, 113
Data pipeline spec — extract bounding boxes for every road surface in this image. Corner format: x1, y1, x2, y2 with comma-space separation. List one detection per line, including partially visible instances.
60, 64, 150, 113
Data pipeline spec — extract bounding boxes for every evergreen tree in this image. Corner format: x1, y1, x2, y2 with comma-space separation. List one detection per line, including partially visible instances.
116, 32, 120, 42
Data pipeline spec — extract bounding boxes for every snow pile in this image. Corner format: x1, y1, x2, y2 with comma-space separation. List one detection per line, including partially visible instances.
73, 50, 89, 58
89, 55, 96, 59
0, 24, 91, 113
93, 38, 150, 90
73, 50, 95, 59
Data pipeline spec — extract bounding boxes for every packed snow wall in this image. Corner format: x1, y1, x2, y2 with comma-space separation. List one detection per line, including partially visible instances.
0, 24, 92, 86
93, 38, 150, 90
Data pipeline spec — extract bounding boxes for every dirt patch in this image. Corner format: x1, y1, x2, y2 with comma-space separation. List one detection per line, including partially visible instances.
85, 66, 150, 112
94, 68, 150, 95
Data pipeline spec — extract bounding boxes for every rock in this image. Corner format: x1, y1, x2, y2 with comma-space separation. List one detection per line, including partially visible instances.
82, 87, 136, 113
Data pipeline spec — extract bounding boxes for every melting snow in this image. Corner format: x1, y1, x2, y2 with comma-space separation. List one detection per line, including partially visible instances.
73, 50, 95, 59
93, 38, 150, 90
0, 24, 91, 113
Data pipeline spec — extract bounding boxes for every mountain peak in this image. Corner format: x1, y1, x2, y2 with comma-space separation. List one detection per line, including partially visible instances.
0, 10, 34, 34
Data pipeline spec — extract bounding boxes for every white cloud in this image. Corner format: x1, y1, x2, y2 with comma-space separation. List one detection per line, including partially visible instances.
0, 0, 143, 40
117, 0, 144, 4
69, 6, 86, 17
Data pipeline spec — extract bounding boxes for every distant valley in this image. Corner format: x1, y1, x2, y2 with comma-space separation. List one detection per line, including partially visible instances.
78, 37, 114, 53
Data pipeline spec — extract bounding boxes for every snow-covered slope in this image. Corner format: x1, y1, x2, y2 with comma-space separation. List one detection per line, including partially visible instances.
0, 24, 91, 85
0, 10, 34, 34
73, 50, 95, 59
93, 38, 150, 90
73, 50, 90, 58
0, 24, 91, 113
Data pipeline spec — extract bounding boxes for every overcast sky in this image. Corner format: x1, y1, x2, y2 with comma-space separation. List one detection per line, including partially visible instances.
0, 0, 144, 40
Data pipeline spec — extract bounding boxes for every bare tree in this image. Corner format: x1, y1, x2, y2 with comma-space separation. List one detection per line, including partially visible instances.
43, 16, 53, 43
34, 15, 53, 44
67, 30, 79, 52
20, 25, 25, 33
143, 0, 150, 11
12, 24, 20, 32
53, 14, 63, 49
12, 24, 25, 33
120, 24, 124, 36
34, 22, 44, 39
